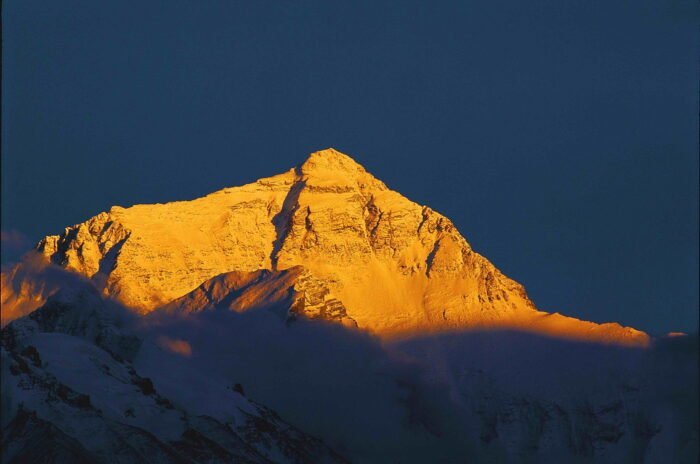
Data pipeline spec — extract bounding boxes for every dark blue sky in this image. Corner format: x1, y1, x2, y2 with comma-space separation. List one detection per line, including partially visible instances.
3, 1, 698, 334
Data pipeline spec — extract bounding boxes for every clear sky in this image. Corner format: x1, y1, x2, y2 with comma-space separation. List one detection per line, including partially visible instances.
2, 1, 698, 334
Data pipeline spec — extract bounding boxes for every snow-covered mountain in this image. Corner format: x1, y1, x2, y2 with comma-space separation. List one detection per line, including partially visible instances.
1, 284, 347, 464
1, 148, 696, 463
3, 273, 695, 463
5, 149, 646, 345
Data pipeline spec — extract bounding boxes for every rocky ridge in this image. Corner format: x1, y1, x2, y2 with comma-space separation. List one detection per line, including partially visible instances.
156, 267, 357, 327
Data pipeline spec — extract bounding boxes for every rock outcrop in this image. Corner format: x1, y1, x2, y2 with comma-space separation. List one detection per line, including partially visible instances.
157, 267, 357, 328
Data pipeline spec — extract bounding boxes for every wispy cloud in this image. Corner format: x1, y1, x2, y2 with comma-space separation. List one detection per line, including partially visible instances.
1, 229, 33, 265
157, 336, 193, 357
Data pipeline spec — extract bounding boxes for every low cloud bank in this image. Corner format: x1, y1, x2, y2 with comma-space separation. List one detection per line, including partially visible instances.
3, 269, 697, 463
138, 307, 698, 463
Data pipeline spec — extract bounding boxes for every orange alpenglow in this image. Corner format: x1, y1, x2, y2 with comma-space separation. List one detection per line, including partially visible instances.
4, 149, 649, 346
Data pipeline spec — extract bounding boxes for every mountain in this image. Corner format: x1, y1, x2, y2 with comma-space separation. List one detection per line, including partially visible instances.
1, 148, 696, 463
11, 148, 646, 345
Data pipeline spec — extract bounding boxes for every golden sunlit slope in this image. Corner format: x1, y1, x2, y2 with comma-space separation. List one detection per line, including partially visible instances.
16, 149, 646, 345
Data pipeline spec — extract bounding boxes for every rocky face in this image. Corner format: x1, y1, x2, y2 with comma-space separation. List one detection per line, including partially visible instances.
7, 148, 646, 345
0, 147, 694, 462
156, 267, 357, 327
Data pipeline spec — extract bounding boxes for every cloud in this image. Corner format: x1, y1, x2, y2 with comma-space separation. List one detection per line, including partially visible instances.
0, 229, 29, 246
1, 251, 94, 326
0, 230, 33, 265
4, 269, 696, 462
157, 336, 192, 357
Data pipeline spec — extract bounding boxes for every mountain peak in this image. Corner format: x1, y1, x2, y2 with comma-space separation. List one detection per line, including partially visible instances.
300, 148, 366, 176
297, 148, 386, 192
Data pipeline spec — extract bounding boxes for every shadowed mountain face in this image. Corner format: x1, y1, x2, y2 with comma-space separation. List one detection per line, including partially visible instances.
156, 267, 358, 328
1, 285, 349, 464
2, 279, 696, 464
5, 149, 646, 345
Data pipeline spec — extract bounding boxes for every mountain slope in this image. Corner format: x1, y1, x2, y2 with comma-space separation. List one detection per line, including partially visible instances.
2, 280, 694, 463
156, 267, 357, 327
0, 287, 347, 464
18, 148, 646, 345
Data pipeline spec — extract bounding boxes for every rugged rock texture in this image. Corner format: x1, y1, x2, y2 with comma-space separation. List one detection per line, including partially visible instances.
157, 267, 357, 327
2, 148, 695, 463
10, 148, 646, 345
